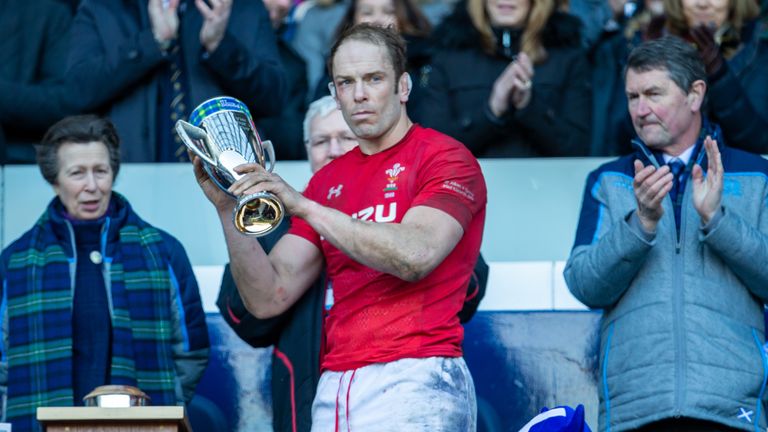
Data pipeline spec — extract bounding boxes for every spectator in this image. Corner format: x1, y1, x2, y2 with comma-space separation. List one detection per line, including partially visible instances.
417, 0, 591, 157
194, 25, 486, 430
218, 95, 489, 432
565, 37, 768, 431
67, 0, 286, 162
0, 115, 210, 432
0, 0, 75, 164
665, 0, 768, 154
589, 0, 666, 155
292, 0, 348, 103
257, 0, 311, 160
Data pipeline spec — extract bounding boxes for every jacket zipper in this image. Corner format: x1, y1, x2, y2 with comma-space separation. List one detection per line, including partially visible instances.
673, 167, 690, 417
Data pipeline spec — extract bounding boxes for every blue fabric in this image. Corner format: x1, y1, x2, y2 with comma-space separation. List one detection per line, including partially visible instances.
524, 404, 592, 432
71, 220, 111, 405
0, 194, 178, 431
67, 0, 286, 162
668, 159, 685, 231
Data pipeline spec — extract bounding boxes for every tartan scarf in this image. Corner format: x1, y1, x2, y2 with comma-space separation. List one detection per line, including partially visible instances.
2, 194, 177, 431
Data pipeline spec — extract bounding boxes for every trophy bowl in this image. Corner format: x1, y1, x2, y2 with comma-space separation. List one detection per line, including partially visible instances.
175, 96, 284, 237
83, 385, 150, 407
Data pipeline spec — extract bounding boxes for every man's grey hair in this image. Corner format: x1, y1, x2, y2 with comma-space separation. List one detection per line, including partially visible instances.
624, 36, 707, 93
303, 96, 340, 146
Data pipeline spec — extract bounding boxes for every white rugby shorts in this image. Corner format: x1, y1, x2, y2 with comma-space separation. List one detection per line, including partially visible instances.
311, 356, 477, 432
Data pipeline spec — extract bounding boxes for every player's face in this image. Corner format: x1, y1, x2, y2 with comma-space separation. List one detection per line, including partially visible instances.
307, 109, 359, 172
330, 40, 408, 146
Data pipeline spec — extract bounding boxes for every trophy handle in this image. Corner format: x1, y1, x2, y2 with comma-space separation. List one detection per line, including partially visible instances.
261, 140, 277, 173
175, 120, 218, 166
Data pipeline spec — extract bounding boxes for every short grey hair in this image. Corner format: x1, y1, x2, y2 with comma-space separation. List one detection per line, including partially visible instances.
625, 36, 707, 93
303, 96, 340, 147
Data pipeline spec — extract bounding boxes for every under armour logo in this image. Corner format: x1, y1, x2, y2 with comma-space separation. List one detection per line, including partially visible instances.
327, 184, 343, 200
738, 407, 753, 423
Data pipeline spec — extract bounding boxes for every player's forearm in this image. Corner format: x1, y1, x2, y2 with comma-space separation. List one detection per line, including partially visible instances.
298, 201, 448, 282
217, 210, 289, 318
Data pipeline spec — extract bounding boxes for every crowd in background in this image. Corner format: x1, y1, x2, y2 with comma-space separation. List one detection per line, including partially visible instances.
1, 0, 766, 164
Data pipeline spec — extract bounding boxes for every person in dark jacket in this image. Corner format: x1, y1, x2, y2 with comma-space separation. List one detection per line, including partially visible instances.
0, 115, 210, 432
415, 0, 591, 157
588, 0, 667, 156
664, 0, 768, 155
0, 0, 76, 164
66, 0, 286, 162
255, 0, 310, 161
217, 95, 489, 432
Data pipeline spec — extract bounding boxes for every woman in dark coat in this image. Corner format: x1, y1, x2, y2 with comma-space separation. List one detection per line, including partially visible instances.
414, 0, 591, 157
665, 0, 767, 154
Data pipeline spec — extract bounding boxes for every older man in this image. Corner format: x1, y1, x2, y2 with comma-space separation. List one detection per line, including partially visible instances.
197, 24, 485, 431
565, 36, 768, 432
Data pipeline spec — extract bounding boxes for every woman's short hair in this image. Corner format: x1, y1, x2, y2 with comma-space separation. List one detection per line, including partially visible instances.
37, 115, 121, 185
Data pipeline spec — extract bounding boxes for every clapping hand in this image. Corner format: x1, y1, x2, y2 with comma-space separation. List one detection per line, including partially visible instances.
633, 160, 673, 233
690, 24, 725, 76
488, 53, 534, 117
148, 0, 180, 45
197, 0, 233, 53
692, 136, 724, 225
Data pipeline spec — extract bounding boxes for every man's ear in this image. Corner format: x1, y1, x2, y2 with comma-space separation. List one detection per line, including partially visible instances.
398, 72, 412, 103
688, 79, 706, 112
328, 82, 341, 109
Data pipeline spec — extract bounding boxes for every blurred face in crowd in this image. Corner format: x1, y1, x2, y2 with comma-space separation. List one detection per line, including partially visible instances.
331, 39, 409, 149
646, 0, 665, 16
626, 68, 704, 155
307, 109, 359, 172
354, 0, 398, 29
263, 0, 292, 28
486, 0, 531, 28
681, 0, 729, 28
54, 141, 114, 220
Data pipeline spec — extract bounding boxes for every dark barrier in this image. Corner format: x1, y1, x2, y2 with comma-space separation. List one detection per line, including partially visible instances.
190, 311, 602, 431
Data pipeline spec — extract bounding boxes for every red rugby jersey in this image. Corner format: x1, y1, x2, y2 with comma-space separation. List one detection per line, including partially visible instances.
289, 125, 487, 371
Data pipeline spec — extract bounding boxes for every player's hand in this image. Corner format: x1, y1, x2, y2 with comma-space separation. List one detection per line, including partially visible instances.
228, 163, 309, 216
692, 136, 723, 225
197, 0, 232, 53
633, 159, 673, 232
192, 154, 234, 211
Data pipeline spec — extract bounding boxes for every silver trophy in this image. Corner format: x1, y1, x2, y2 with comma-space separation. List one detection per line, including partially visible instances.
175, 96, 284, 237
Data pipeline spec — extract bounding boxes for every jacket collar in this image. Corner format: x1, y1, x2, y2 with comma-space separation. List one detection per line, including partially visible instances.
631, 117, 723, 171
48, 192, 131, 256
